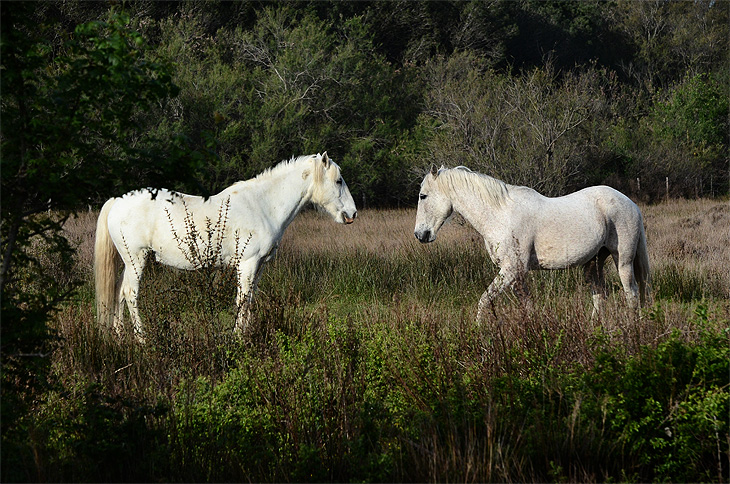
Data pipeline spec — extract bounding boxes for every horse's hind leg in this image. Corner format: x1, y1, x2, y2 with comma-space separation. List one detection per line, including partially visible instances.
118, 256, 146, 342
584, 247, 610, 317
617, 255, 639, 311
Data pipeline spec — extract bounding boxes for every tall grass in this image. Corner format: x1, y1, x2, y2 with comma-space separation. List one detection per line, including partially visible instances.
6, 200, 728, 482
646, 199, 730, 301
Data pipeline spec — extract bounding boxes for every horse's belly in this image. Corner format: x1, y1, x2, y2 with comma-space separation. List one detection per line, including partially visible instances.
533, 233, 604, 270
153, 249, 198, 270
534, 249, 595, 270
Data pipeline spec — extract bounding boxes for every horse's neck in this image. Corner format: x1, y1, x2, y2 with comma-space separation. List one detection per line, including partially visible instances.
451, 189, 505, 238
234, 163, 312, 230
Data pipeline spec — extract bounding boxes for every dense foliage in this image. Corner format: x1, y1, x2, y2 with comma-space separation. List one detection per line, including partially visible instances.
4, 1, 728, 206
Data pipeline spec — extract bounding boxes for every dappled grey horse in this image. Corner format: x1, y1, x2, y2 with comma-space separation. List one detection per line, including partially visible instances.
415, 166, 650, 320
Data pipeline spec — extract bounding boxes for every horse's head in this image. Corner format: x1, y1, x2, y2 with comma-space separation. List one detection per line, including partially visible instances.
310, 152, 357, 224
414, 165, 453, 243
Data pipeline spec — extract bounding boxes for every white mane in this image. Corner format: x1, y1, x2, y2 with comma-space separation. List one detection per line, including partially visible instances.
253, 153, 339, 185
254, 154, 317, 181
437, 166, 511, 208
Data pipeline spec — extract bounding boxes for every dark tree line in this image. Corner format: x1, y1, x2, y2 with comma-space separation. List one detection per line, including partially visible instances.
4, 1, 727, 206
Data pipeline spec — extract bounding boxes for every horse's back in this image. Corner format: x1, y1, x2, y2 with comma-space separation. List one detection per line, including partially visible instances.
563, 185, 644, 254
575, 185, 637, 208
106, 189, 201, 251
516, 185, 641, 269
574, 186, 642, 230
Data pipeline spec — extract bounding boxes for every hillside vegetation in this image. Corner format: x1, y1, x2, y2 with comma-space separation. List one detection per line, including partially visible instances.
4, 1, 728, 207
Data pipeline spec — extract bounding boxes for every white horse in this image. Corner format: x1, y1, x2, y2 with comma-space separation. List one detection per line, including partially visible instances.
414, 166, 650, 320
95, 152, 357, 341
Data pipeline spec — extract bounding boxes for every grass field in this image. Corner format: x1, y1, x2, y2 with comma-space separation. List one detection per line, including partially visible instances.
7, 199, 729, 482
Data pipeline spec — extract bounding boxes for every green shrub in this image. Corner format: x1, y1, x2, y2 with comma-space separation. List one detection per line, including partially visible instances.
583, 308, 729, 481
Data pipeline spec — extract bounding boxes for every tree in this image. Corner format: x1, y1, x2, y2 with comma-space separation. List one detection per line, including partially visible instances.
1, 7, 188, 468
608, 72, 729, 199
151, 6, 421, 205
1, 6, 180, 295
419, 52, 614, 195
613, 0, 729, 89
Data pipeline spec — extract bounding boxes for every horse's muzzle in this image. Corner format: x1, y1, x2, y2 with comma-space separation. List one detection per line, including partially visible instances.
414, 229, 433, 243
343, 211, 357, 224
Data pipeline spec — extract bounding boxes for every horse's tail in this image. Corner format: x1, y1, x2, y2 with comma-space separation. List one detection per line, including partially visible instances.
94, 198, 120, 328
634, 219, 651, 306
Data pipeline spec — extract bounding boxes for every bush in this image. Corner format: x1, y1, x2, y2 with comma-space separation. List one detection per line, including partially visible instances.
585, 308, 729, 481
151, 6, 421, 206
607, 72, 729, 199
417, 52, 618, 195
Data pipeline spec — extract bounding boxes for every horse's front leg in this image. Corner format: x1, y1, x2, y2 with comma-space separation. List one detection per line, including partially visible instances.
476, 266, 523, 322
234, 257, 263, 334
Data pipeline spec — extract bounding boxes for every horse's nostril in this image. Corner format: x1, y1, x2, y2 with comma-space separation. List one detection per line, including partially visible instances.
415, 229, 431, 243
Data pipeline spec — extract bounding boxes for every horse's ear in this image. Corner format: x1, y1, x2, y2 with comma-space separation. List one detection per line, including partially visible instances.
430, 164, 439, 178
321, 151, 330, 166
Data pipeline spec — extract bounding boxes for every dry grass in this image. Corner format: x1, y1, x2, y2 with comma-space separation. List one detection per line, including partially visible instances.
58, 198, 729, 374
644, 199, 729, 300
62, 198, 729, 325
61, 209, 98, 282
286, 199, 730, 279
282, 208, 482, 253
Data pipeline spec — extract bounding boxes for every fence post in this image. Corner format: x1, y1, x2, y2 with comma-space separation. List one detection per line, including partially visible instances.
665, 177, 669, 201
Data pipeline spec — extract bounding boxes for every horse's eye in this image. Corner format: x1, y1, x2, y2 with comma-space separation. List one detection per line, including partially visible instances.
419, 193, 427, 200
336, 178, 343, 186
